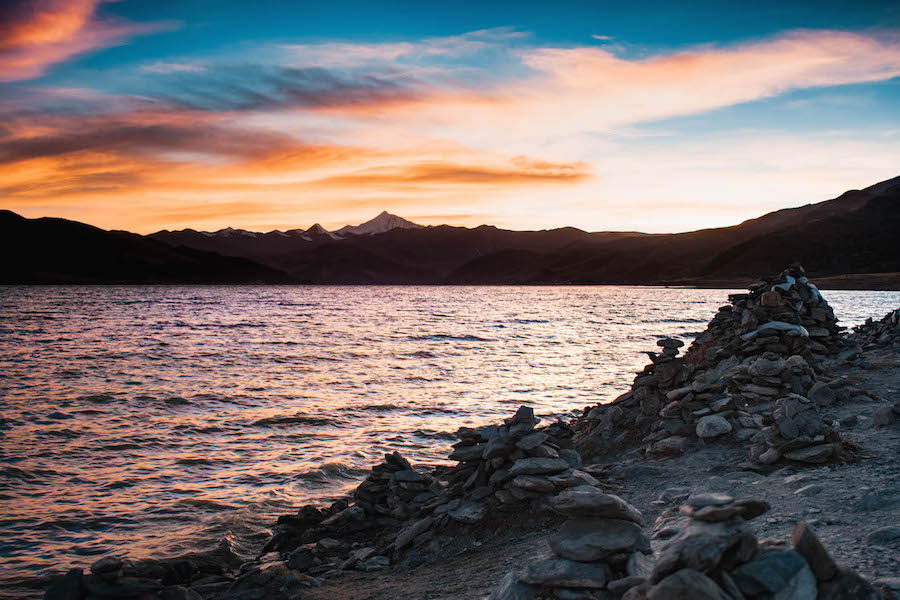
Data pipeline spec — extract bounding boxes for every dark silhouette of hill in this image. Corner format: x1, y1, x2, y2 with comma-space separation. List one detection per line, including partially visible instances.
447, 178, 900, 285
0, 211, 293, 284
3, 176, 898, 286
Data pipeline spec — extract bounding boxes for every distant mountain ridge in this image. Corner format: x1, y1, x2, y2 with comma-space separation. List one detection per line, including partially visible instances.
164, 211, 424, 241
3, 176, 899, 286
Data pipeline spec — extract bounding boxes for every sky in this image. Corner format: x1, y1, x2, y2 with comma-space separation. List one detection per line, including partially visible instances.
1, 1, 899, 234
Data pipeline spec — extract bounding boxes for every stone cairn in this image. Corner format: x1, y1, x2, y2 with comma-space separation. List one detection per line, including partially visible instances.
266, 406, 602, 582
575, 265, 859, 466
850, 306, 900, 350
490, 487, 652, 600
639, 494, 883, 599
387, 406, 597, 557
491, 493, 890, 600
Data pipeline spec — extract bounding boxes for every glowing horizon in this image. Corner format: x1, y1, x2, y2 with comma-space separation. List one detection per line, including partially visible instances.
1, 1, 899, 234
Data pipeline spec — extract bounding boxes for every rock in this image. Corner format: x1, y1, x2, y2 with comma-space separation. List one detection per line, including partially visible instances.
84, 576, 163, 598
818, 567, 880, 600
559, 449, 582, 469
395, 517, 434, 549
520, 558, 610, 588
160, 586, 204, 600
627, 551, 654, 578
873, 578, 900, 599
873, 406, 898, 428
808, 382, 835, 406
509, 457, 570, 476
516, 432, 548, 450
448, 500, 487, 524
489, 571, 535, 600
511, 475, 556, 493
685, 493, 733, 510
648, 569, 727, 599
730, 551, 810, 597
550, 518, 649, 562
608, 576, 646, 596
696, 415, 732, 439
360, 555, 390, 572
866, 526, 900, 547
44, 568, 84, 600
90, 557, 124, 580
449, 443, 486, 462
552, 488, 644, 525
652, 520, 757, 582
648, 436, 686, 457
286, 547, 315, 571
758, 447, 780, 464
658, 338, 684, 349
783, 444, 833, 463
793, 484, 823, 496
791, 522, 837, 582
681, 499, 769, 523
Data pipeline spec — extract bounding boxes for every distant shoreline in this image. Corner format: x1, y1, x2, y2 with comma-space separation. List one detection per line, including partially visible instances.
3, 272, 900, 290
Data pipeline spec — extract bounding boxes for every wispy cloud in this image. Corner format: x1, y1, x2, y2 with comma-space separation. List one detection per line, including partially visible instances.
3, 26, 900, 232
0, 0, 175, 82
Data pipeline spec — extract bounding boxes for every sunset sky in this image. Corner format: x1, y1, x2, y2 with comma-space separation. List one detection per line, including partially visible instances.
1, 0, 900, 233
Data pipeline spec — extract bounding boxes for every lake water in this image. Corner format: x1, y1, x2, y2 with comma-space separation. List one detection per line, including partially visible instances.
1, 285, 898, 597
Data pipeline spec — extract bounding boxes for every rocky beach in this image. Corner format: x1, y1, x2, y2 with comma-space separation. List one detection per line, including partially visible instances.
34, 265, 900, 600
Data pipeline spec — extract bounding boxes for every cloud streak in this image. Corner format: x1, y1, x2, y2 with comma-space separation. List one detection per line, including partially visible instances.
0, 0, 173, 81
3, 25, 900, 232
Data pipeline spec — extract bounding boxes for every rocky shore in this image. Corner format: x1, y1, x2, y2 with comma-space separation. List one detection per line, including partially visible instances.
43, 265, 900, 600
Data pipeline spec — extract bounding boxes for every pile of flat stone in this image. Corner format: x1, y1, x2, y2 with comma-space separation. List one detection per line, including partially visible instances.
352, 450, 441, 522
850, 307, 900, 350
575, 265, 855, 466
635, 494, 884, 599
489, 487, 653, 600
387, 406, 599, 556
440, 406, 588, 507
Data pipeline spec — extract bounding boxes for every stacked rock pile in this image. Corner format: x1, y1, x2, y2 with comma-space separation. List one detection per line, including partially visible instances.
352, 450, 441, 523
490, 487, 653, 600
850, 307, 900, 350
575, 265, 855, 466
633, 494, 885, 599
387, 406, 600, 557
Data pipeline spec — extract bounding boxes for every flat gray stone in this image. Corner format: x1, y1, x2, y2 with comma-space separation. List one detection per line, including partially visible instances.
520, 558, 610, 588
552, 487, 644, 524
783, 444, 834, 463
550, 518, 649, 562
509, 457, 570, 476
516, 432, 548, 450
511, 475, 555, 493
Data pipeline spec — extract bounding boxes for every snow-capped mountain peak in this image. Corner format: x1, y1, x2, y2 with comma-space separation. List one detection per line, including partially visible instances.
336, 211, 423, 236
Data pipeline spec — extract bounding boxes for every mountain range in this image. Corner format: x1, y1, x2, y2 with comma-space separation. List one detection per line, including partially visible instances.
2, 177, 899, 287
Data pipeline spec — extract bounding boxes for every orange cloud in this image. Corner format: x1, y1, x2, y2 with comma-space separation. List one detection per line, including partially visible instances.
0, 0, 173, 81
